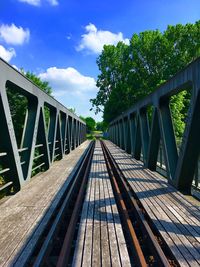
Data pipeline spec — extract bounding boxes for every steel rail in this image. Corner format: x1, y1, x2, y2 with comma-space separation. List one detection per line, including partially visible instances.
101, 140, 173, 267
101, 141, 147, 267
56, 140, 95, 267
31, 141, 94, 267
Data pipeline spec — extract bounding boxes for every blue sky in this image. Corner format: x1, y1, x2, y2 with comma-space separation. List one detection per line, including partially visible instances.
0, 0, 199, 121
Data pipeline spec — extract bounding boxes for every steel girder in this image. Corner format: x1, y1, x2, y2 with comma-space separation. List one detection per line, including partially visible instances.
108, 57, 200, 194
0, 58, 86, 191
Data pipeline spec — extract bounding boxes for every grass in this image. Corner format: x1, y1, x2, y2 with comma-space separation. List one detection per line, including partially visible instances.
0, 176, 7, 199
92, 131, 102, 134
86, 133, 96, 140
0, 176, 4, 185
86, 131, 109, 141
86, 130, 104, 140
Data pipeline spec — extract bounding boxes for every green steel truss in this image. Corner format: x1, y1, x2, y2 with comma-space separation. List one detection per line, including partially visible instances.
0, 58, 86, 192
108, 57, 200, 194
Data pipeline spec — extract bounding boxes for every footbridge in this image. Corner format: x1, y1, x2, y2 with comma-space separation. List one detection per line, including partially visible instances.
0, 58, 199, 267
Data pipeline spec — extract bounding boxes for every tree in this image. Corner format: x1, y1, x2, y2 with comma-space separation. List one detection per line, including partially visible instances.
90, 20, 200, 139
68, 107, 76, 114
85, 117, 96, 133
26, 71, 52, 95
90, 42, 131, 121
79, 115, 86, 122
96, 121, 107, 132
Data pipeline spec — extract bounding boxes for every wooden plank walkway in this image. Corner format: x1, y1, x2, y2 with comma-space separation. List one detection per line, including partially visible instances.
105, 140, 200, 267
0, 141, 90, 267
72, 140, 131, 267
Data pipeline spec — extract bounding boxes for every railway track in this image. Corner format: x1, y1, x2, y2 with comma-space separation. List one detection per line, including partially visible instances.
25, 140, 179, 267
26, 141, 95, 267
101, 141, 178, 267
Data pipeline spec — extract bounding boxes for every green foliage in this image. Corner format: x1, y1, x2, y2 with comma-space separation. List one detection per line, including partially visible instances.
79, 115, 86, 122
91, 20, 200, 139
85, 117, 96, 132
6, 88, 28, 146
170, 90, 191, 142
68, 107, 76, 114
96, 121, 107, 132
86, 133, 96, 140
26, 71, 52, 95
80, 116, 96, 132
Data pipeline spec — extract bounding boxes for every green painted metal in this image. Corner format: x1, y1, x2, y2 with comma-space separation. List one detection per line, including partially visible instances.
108, 57, 200, 194
147, 109, 161, 171
139, 109, 150, 164
0, 58, 86, 192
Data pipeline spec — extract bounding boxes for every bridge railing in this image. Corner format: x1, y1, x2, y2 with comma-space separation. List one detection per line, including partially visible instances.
108, 57, 200, 194
0, 58, 86, 192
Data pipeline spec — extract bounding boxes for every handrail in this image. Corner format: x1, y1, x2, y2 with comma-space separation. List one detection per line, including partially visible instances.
0, 58, 87, 193
108, 57, 200, 194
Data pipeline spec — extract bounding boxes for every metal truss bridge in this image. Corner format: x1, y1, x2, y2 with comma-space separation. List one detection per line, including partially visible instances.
0, 58, 199, 267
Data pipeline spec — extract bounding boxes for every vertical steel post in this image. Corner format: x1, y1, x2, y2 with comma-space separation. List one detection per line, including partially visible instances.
139, 109, 150, 165
159, 102, 178, 180
147, 108, 161, 170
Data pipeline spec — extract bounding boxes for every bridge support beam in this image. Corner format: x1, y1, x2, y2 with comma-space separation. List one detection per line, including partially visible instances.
0, 58, 86, 192
108, 57, 200, 195
147, 108, 161, 171
174, 91, 200, 193
139, 109, 150, 165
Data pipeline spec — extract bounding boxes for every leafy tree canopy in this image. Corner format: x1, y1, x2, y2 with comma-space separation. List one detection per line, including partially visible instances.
68, 107, 76, 114
26, 71, 52, 95
96, 121, 107, 132
83, 117, 96, 132
79, 115, 86, 122
90, 20, 200, 138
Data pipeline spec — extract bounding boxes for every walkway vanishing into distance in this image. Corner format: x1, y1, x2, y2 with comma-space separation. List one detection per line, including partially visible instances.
0, 58, 200, 266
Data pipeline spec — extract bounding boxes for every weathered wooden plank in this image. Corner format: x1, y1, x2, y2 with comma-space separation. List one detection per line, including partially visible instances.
119, 162, 190, 267
134, 168, 200, 244
72, 163, 93, 267
99, 156, 111, 267
122, 164, 190, 267
105, 166, 131, 267
81, 151, 96, 267
75, 140, 130, 267
120, 160, 200, 264
0, 141, 91, 267
102, 165, 122, 267
92, 151, 101, 267
116, 157, 197, 266
106, 140, 200, 267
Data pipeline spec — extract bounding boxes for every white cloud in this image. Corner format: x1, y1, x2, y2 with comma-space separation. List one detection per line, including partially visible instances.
77, 23, 129, 54
46, 0, 58, 6
39, 67, 97, 96
66, 34, 72, 40
12, 64, 19, 70
0, 23, 30, 45
39, 66, 99, 119
18, 0, 59, 6
18, 0, 41, 6
0, 45, 16, 62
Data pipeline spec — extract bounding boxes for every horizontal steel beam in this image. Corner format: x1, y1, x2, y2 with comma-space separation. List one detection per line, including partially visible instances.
0, 58, 86, 192
109, 57, 200, 194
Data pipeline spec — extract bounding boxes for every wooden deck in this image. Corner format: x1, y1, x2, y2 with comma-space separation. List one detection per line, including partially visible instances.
72, 140, 131, 267
105, 141, 200, 267
1, 139, 200, 267
0, 141, 90, 267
